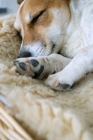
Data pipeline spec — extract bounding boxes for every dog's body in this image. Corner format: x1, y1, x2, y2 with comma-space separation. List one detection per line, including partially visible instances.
14, 0, 93, 90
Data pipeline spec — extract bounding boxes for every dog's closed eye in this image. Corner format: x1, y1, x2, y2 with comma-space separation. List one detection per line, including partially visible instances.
31, 10, 46, 24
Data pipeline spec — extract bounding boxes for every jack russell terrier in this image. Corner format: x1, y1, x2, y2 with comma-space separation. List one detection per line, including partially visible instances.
14, 0, 93, 91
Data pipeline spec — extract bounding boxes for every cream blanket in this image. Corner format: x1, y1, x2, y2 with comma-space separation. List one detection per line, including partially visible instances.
0, 15, 93, 140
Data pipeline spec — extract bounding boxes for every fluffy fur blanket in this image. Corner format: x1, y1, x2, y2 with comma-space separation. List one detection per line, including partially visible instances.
0, 15, 93, 140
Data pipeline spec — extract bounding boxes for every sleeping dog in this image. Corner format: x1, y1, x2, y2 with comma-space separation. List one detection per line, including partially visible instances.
14, 0, 93, 91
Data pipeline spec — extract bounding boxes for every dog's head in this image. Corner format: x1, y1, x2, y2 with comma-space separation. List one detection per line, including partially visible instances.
14, 0, 71, 57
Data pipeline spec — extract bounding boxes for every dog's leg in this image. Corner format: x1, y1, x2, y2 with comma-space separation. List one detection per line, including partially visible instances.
14, 54, 71, 79
45, 45, 93, 91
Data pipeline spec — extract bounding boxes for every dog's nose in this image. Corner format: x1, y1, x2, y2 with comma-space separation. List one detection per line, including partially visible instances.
17, 51, 32, 58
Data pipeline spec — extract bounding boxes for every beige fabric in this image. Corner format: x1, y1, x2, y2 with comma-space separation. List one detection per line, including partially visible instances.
0, 15, 93, 140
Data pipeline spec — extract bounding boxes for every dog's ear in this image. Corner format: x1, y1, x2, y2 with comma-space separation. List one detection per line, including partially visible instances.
17, 0, 24, 4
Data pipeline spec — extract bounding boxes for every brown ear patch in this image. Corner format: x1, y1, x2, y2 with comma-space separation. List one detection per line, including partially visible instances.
17, 0, 24, 4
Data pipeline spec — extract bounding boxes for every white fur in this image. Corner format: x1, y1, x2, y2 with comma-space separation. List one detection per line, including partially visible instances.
45, 8, 67, 53
25, 13, 32, 24
45, 45, 93, 90
46, 8, 66, 42
61, 0, 93, 58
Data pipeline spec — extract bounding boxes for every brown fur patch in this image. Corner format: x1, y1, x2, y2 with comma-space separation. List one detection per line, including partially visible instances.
16, 0, 71, 45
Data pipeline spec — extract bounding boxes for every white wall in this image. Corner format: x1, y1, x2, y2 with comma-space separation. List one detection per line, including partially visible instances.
6, 0, 18, 14
0, 0, 18, 17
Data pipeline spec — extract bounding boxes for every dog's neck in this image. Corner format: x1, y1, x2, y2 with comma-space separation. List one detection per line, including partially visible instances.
60, 0, 93, 58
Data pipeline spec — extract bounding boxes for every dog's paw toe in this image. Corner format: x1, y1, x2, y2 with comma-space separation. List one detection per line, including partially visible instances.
30, 59, 39, 67
19, 62, 27, 71
45, 71, 75, 91
61, 84, 70, 89
32, 65, 44, 78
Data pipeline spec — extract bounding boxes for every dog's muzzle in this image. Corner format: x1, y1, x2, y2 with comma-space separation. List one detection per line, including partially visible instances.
17, 51, 32, 58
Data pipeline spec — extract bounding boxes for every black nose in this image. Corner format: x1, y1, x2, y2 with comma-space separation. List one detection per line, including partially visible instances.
17, 51, 32, 58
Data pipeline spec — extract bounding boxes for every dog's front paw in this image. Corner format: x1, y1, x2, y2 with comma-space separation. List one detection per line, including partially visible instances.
14, 53, 69, 79
45, 69, 76, 91
14, 57, 45, 78
14, 56, 57, 79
